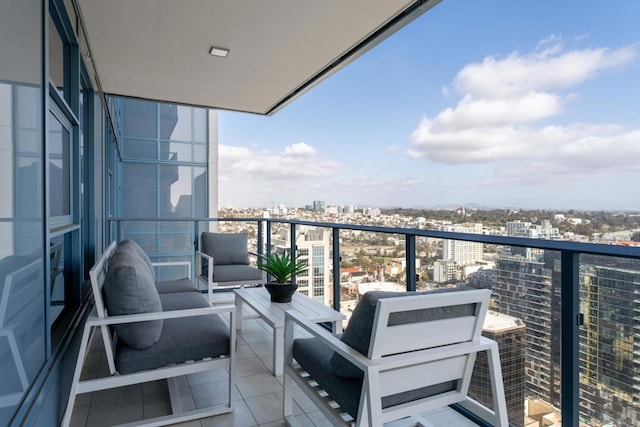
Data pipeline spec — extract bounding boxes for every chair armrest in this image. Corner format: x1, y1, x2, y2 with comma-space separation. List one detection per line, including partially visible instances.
152, 261, 192, 280
88, 304, 235, 327
196, 251, 214, 283
284, 310, 373, 371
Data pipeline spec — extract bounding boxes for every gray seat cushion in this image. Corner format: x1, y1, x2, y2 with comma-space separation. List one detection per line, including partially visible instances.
116, 292, 230, 374
201, 232, 249, 265
331, 289, 475, 379
205, 264, 263, 283
103, 244, 163, 350
155, 277, 196, 294
294, 337, 457, 419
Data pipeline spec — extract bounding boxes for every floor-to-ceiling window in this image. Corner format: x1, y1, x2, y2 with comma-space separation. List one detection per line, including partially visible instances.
111, 97, 208, 279
0, 1, 46, 424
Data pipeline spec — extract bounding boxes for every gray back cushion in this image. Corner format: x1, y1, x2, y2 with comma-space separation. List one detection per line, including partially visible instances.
103, 244, 163, 349
119, 239, 154, 280
201, 232, 249, 265
331, 288, 475, 379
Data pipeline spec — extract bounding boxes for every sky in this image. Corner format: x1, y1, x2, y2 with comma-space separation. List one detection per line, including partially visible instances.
217, 0, 640, 211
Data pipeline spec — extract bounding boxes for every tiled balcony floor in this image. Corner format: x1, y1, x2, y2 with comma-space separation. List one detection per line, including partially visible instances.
69, 299, 479, 427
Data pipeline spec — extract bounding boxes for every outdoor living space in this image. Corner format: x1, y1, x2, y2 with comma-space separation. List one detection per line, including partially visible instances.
67, 298, 480, 427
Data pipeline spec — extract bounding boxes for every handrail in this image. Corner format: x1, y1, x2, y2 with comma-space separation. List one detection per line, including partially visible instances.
107, 216, 640, 259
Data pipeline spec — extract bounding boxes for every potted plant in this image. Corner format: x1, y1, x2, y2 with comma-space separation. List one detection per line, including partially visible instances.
258, 251, 308, 302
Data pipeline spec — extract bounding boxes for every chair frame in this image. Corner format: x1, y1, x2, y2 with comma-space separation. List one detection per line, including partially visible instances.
283, 289, 509, 427
61, 241, 236, 427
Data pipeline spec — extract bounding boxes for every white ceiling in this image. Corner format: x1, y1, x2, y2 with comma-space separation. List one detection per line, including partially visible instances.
76, 0, 441, 115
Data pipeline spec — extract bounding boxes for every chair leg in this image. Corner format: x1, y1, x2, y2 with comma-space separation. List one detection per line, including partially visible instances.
487, 342, 509, 427
283, 316, 295, 419
61, 324, 93, 427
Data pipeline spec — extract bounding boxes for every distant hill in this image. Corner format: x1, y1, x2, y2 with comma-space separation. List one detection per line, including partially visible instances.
430, 203, 497, 211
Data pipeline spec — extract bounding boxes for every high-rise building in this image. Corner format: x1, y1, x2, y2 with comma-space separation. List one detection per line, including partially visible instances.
442, 223, 484, 265
470, 311, 526, 427
492, 255, 555, 405
433, 259, 460, 283
579, 261, 640, 426
312, 200, 325, 212
272, 227, 331, 305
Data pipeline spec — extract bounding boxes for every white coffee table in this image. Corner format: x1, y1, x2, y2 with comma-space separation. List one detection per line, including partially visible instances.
234, 287, 345, 376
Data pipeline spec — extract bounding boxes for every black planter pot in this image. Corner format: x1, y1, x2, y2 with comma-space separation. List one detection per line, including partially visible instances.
265, 282, 298, 303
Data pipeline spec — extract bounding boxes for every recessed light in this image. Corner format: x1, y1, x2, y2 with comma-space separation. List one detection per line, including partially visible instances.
209, 46, 230, 58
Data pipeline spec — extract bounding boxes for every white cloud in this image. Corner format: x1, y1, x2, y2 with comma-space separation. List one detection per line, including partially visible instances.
385, 144, 400, 152
408, 38, 640, 184
430, 92, 563, 131
283, 142, 316, 158
219, 142, 337, 182
454, 44, 636, 99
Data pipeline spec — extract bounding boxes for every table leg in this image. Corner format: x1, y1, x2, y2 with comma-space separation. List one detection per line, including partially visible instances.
273, 327, 284, 377
235, 294, 243, 330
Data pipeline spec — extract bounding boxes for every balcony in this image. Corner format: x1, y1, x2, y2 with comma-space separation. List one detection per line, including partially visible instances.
68, 310, 480, 426
92, 216, 640, 426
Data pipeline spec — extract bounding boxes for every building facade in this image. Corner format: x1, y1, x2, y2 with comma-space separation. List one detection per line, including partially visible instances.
442, 223, 484, 265
470, 311, 526, 427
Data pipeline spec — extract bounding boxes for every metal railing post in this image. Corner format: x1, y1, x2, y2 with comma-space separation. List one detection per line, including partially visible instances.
194, 220, 199, 251
266, 221, 272, 254
406, 234, 416, 292
561, 250, 580, 426
257, 220, 263, 257
290, 223, 296, 284
333, 227, 341, 311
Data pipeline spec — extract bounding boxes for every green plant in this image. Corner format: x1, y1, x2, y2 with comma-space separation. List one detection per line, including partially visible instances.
258, 252, 308, 283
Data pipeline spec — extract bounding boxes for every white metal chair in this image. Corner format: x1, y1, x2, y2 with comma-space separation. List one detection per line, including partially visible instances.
196, 232, 265, 304
283, 289, 508, 427
62, 241, 236, 426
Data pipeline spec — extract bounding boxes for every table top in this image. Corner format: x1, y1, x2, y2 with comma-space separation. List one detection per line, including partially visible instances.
234, 287, 345, 329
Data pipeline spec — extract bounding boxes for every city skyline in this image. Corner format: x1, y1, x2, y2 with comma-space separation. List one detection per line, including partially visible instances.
218, 1, 640, 211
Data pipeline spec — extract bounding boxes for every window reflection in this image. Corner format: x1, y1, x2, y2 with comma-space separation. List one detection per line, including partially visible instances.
48, 15, 64, 98
48, 110, 71, 219
0, 79, 45, 423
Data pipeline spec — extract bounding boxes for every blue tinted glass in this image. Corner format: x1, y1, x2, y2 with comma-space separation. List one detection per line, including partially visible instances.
194, 167, 207, 218
122, 137, 157, 160
122, 163, 157, 217
160, 141, 191, 162
159, 165, 192, 218
162, 105, 191, 142
0, 1, 46, 421
49, 110, 71, 218
193, 108, 206, 143
122, 98, 157, 139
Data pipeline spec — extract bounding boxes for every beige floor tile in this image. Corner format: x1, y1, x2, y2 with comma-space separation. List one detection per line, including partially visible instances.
236, 355, 271, 377
239, 328, 273, 344
191, 379, 239, 409
247, 340, 274, 357
236, 342, 258, 360
236, 373, 282, 399
244, 393, 285, 425
85, 397, 144, 427
69, 403, 89, 427
305, 410, 334, 427
200, 400, 258, 427
187, 367, 229, 386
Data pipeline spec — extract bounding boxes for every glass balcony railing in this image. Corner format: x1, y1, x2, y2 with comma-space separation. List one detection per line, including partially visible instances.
108, 216, 640, 427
